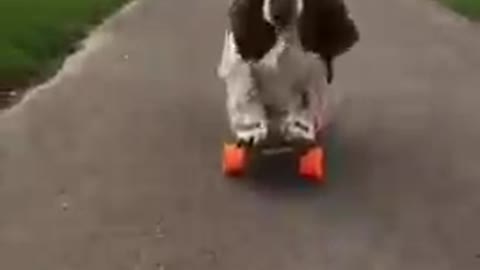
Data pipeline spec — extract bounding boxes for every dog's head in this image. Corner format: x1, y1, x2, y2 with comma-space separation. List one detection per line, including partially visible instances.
263, 0, 303, 30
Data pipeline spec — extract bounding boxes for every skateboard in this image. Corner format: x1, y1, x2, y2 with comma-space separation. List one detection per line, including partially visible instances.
222, 130, 326, 184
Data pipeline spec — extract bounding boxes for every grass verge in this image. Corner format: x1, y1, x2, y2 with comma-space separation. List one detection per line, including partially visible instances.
0, 0, 130, 108
440, 0, 480, 20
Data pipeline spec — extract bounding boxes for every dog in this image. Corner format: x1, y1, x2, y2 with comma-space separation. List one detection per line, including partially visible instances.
218, 0, 359, 144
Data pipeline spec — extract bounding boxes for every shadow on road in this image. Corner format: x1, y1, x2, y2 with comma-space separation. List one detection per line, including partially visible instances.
237, 135, 346, 194
225, 124, 376, 203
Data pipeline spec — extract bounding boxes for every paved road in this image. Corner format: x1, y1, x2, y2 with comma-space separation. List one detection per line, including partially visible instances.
1, 0, 480, 269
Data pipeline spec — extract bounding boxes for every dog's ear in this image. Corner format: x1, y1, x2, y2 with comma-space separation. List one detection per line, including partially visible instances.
228, 0, 277, 61
299, 0, 359, 61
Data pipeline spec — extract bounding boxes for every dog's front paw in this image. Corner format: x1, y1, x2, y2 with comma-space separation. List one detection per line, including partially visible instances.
283, 115, 315, 141
235, 121, 268, 145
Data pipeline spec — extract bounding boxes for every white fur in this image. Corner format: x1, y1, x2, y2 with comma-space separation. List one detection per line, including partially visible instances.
263, 0, 273, 24
217, 31, 239, 79
259, 38, 286, 70
296, 0, 303, 17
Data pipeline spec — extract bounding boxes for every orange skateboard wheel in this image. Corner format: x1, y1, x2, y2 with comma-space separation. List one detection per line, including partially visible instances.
299, 146, 325, 183
222, 143, 247, 177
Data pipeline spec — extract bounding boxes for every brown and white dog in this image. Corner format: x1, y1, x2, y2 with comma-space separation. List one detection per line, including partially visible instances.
218, 0, 359, 144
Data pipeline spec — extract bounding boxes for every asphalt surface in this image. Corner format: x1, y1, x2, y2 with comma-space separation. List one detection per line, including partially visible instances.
1, 0, 480, 269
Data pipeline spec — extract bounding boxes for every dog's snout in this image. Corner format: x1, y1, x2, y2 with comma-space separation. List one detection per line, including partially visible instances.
269, 0, 296, 28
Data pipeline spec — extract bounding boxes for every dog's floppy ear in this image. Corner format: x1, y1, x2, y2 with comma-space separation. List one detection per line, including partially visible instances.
228, 0, 277, 61
299, 0, 359, 61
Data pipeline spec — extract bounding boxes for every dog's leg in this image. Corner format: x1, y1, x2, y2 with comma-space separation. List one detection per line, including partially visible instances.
282, 91, 316, 141
282, 56, 330, 141
308, 56, 340, 134
218, 31, 267, 144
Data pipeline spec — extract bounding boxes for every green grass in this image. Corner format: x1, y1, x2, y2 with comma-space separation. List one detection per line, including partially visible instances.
0, 0, 129, 91
441, 0, 480, 19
